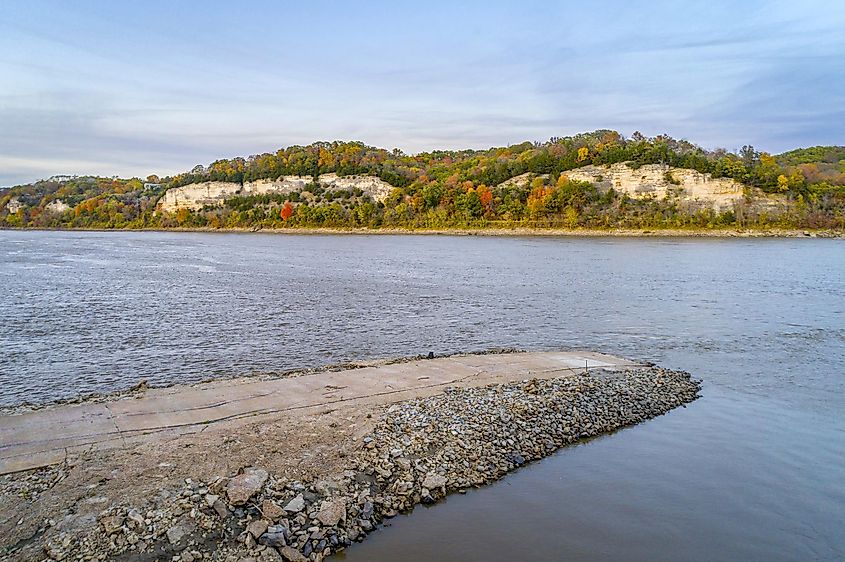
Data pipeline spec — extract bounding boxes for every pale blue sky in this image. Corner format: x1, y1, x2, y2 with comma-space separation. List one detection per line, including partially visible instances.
1, 0, 843, 186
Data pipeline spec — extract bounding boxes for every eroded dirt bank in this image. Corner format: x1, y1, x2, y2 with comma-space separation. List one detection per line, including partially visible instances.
0, 357, 699, 562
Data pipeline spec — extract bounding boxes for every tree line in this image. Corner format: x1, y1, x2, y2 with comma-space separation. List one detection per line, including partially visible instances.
2, 131, 844, 231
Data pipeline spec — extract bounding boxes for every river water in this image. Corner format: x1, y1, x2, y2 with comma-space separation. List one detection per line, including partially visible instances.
1, 231, 843, 560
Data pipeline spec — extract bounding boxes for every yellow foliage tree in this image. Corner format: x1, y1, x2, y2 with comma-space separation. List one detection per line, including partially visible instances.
527, 184, 552, 218
577, 147, 589, 162
564, 206, 579, 228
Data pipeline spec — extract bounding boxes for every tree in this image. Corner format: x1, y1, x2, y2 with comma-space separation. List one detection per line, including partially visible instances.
577, 147, 589, 162
477, 185, 493, 209
281, 201, 294, 220
739, 145, 758, 168
564, 206, 579, 228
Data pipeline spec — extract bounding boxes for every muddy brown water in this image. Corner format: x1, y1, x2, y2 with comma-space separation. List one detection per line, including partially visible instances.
1, 231, 843, 560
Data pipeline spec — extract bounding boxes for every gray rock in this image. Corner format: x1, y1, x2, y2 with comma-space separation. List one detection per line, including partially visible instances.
227, 467, 269, 505
258, 523, 289, 548
166, 515, 197, 545
283, 494, 305, 513
422, 473, 447, 490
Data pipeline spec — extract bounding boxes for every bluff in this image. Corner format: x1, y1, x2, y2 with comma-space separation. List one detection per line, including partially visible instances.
498, 162, 787, 211
158, 173, 393, 212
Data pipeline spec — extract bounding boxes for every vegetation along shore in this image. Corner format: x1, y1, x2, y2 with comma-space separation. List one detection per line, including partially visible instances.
2, 131, 844, 234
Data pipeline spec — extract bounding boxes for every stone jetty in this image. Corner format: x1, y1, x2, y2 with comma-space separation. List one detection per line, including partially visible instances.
0, 351, 700, 561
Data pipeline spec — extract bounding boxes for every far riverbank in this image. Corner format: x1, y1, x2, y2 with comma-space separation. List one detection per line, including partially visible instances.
2, 225, 843, 238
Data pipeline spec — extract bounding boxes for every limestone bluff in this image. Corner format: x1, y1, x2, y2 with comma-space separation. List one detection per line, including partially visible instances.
158, 174, 395, 212
158, 162, 789, 215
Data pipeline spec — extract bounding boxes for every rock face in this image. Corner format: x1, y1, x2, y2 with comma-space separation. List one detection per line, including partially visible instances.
158, 173, 394, 212
246, 518, 270, 539
564, 163, 745, 210
44, 199, 71, 214
498, 162, 784, 212
158, 181, 241, 212
5, 197, 22, 214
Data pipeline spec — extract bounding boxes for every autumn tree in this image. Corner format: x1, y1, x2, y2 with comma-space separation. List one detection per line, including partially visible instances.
280, 201, 294, 220
476, 184, 493, 210
577, 147, 589, 162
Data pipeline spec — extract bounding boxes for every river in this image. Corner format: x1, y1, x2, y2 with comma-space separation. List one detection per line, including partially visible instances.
1, 230, 843, 560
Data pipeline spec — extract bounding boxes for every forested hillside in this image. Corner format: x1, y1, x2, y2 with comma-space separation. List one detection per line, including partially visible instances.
2, 131, 844, 231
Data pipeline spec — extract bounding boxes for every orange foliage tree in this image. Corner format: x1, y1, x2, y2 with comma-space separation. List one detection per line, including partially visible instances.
280, 201, 293, 220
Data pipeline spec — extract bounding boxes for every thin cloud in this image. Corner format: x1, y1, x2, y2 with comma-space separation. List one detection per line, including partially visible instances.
1, 1, 843, 187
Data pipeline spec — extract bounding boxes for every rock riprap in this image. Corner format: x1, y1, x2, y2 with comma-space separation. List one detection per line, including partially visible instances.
8, 367, 699, 561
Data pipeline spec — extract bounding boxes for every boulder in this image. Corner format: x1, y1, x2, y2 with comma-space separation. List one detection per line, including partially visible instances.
279, 546, 309, 562
226, 468, 269, 505
317, 498, 346, 526
422, 473, 447, 491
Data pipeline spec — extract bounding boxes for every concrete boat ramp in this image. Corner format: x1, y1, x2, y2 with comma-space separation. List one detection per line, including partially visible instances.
0, 351, 641, 475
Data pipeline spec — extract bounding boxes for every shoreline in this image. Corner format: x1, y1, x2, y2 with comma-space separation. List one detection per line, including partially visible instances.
2, 225, 843, 239
0, 352, 700, 562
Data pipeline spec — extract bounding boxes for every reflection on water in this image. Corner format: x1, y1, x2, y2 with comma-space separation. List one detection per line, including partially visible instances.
1, 231, 843, 560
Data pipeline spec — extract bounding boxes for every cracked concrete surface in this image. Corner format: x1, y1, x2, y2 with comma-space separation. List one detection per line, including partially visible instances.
0, 351, 640, 475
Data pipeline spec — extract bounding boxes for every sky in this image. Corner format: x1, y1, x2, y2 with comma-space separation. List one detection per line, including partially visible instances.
1, 0, 843, 187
